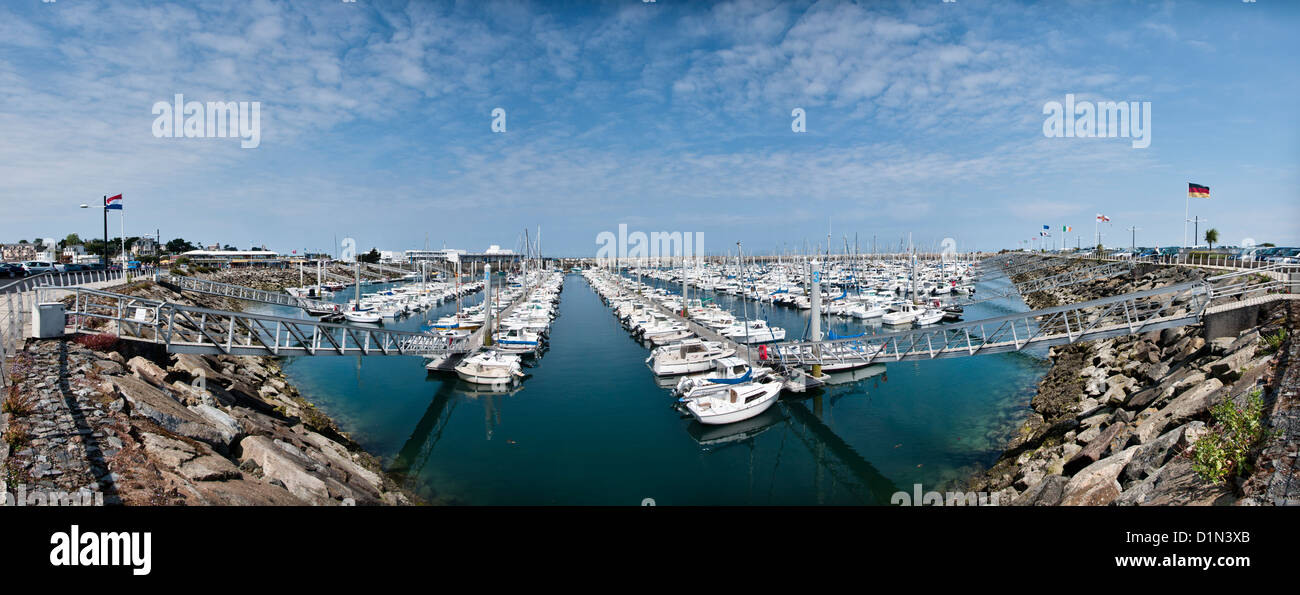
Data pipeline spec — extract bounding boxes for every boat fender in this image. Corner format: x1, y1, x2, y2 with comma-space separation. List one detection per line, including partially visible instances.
759, 344, 768, 360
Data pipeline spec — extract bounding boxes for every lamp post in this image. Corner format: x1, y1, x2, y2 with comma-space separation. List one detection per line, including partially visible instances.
78, 197, 109, 268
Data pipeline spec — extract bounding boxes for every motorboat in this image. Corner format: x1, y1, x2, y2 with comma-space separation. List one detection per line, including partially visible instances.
915, 307, 945, 325
343, 308, 381, 324
454, 350, 526, 385
720, 319, 786, 344
681, 378, 783, 425
673, 357, 771, 399
881, 303, 922, 326
645, 339, 736, 376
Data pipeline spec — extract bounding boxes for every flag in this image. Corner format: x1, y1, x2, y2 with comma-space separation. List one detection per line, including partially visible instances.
1041, 230, 1051, 237
1188, 183, 1210, 198
1063, 225, 1073, 232
1096, 213, 1110, 222
105, 194, 123, 210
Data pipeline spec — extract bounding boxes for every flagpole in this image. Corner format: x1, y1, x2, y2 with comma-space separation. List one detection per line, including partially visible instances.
1183, 191, 1189, 249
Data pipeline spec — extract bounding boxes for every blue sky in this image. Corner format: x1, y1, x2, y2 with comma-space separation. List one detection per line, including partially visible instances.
1, 0, 1297, 256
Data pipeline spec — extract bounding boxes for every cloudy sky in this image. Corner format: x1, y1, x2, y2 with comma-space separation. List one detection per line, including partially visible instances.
1, 0, 1296, 256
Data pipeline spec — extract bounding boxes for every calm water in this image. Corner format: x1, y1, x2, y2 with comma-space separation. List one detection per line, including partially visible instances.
252, 271, 1048, 505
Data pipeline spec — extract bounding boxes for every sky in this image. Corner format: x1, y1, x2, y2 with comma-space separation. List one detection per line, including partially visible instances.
1, 0, 1297, 256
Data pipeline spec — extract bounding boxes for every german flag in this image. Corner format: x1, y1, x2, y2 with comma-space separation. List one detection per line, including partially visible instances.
1188, 183, 1210, 198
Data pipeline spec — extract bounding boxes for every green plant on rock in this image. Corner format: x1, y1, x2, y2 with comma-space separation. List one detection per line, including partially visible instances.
1258, 328, 1287, 356
1188, 390, 1270, 485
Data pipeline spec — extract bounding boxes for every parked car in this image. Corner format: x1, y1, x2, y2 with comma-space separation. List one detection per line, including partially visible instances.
21, 261, 57, 274
1267, 247, 1300, 264
63, 263, 86, 272
0, 263, 27, 278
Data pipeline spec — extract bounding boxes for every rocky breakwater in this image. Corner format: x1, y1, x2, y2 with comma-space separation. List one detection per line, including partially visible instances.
2, 281, 417, 505
184, 264, 390, 292
970, 260, 1294, 505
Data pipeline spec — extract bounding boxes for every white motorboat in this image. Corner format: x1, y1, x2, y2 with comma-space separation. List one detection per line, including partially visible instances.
681, 378, 783, 425
720, 319, 786, 344
849, 301, 888, 319
915, 307, 945, 325
344, 308, 381, 324
454, 350, 526, 385
881, 303, 922, 326
646, 339, 736, 376
673, 357, 771, 400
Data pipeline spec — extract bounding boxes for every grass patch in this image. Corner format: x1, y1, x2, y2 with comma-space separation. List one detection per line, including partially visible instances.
3, 421, 31, 451
2, 385, 37, 417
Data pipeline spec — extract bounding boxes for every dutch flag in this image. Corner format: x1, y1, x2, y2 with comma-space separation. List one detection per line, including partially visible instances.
105, 194, 123, 210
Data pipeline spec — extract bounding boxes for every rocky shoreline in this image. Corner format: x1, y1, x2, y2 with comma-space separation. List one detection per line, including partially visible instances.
1, 276, 420, 506
968, 260, 1296, 505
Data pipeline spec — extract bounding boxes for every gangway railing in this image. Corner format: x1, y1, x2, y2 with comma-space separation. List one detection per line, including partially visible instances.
765, 274, 1294, 367
56, 287, 472, 357
160, 274, 339, 312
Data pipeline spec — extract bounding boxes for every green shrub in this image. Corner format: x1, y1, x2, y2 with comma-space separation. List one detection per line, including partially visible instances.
1189, 390, 1270, 484
1258, 328, 1287, 355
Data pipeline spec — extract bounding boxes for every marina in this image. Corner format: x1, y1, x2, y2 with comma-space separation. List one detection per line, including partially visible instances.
231, 257, 1057, 504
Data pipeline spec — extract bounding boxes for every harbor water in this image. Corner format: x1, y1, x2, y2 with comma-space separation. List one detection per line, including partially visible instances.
251, 272, 1049, 505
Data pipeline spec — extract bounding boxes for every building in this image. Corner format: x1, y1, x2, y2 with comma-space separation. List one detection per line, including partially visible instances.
132, 237, 159, 257
1, 243, 38, 262
404, 249, 465, 263
180, 249, 286, 268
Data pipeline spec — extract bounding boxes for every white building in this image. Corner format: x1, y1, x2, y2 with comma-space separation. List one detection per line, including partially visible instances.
132, 237, 159, 256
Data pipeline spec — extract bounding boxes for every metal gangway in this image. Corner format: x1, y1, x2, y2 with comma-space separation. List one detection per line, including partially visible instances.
160, 274, 338, 312
765, 265, 1297, 368
53, 286, 473, 357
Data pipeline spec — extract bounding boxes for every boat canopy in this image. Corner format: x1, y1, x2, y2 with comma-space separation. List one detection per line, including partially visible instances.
706, 368, 752, 385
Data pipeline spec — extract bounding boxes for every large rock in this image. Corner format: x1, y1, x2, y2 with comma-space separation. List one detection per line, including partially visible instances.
170, 354, 222, 384
1061, 446, 1138, 506
1011, 474, 1069, 506
187, 403, 243, 449
127, 356, 169, 388
105, 376, 229, 448
1205, 342, 1257, 381
238, 436, 330, 504
1121, 425, 1185, 483
139, 431, 240, 482
1134, 378, 1224, 444
1112, 457, 1235, 506
1064, 422, 1128, 476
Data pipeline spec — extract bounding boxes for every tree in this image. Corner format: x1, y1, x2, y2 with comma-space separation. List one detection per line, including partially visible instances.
1204, 228, 1219, 249
165, 238, 198, 253
64, 233, 81, 247
359, 248, 382, 264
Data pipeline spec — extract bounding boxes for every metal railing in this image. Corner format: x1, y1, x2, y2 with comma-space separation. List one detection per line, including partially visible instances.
56, 286, 474, 357
766, 276, 1294, 367
159, 274, 338, 312
0, 269, 126, 294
